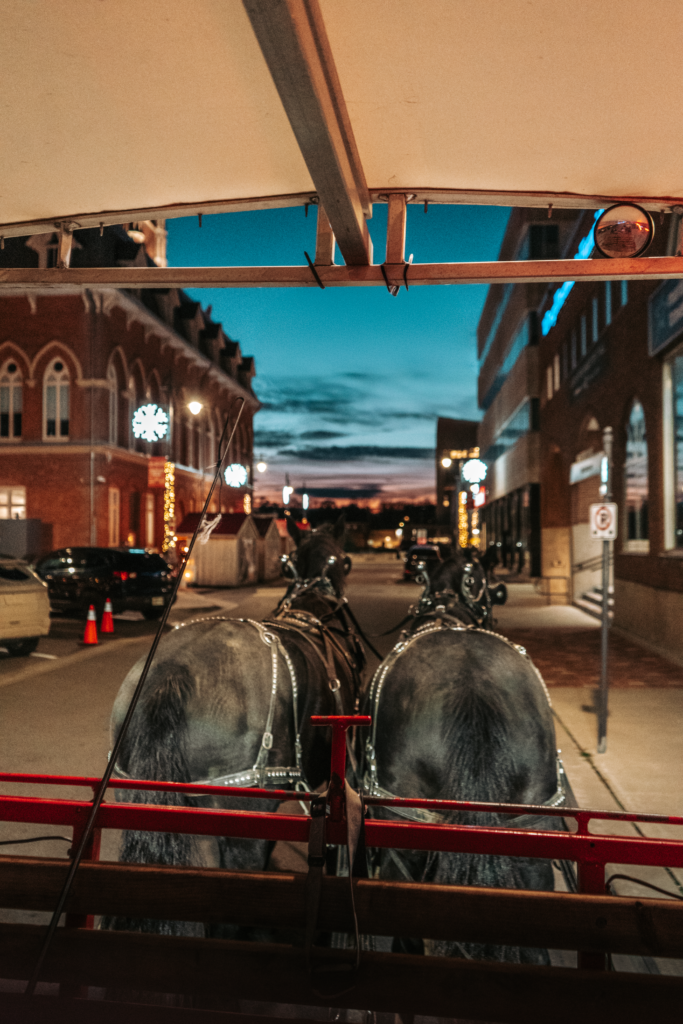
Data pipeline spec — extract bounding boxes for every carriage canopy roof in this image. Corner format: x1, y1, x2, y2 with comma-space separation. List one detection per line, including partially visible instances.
2, 0, 683, 244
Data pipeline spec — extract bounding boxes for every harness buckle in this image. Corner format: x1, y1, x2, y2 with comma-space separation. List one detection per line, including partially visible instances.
262, 632, 278, 647
262, 732, 273, 750
329, 677, 340, 692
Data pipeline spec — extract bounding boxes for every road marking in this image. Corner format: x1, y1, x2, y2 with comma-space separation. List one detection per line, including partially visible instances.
30, 652, 58, 660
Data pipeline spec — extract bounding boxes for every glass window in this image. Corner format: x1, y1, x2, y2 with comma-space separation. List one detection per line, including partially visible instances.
605, 282, 612, 325
621, 280, 628, 307
43, 358, 70, 439
0, 486, 26, 520
673, 357, 683, 547
625, 400, 649, 542
592, 297, 599, 342
580, 315, 587, 358
108, 364, 118, 445
0, 360, 23, 439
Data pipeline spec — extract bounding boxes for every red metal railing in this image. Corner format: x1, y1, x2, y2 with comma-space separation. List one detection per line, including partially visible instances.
1, 715, 682, 972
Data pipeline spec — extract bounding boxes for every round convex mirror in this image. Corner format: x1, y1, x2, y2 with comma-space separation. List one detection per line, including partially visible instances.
594, 204, 654, 258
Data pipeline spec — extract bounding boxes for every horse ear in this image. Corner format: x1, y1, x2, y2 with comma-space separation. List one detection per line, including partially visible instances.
332, 513, 347, 541
286, 516, 301, 547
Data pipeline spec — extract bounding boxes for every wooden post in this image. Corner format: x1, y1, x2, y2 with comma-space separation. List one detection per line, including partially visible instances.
385, 194, 407, 264
314, 205, 335, 265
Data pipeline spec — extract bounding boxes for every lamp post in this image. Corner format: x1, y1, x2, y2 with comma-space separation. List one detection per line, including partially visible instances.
597, 426, 613, 754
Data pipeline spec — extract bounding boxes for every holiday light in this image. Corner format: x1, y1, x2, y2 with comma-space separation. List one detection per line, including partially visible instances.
163, 461, 175, 551
132, 403, 169, 443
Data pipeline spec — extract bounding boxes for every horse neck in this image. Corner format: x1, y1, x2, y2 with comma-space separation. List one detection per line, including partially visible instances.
289, 588, 342, 622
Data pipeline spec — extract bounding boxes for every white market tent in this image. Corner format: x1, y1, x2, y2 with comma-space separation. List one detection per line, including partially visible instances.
2, 0, 683, 289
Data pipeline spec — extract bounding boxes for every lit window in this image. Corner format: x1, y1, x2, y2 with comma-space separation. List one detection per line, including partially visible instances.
553, 354, 560, 392
43, 358, 70, 439
0, 486, 26, 519
546, 365, 553, 401
624, 400, 648, 544
605, 283, 612, 325
0, 360, 23, 439
621, 280, 628, 307
592, 297, 599, 343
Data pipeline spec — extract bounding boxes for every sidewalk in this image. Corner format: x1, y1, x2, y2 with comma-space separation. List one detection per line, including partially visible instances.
494, 583, 682, 687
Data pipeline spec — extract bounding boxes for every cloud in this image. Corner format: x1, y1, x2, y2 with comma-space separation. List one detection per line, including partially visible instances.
294, 485, 384, 498
278, 444, 434, 462
253, 428, 294, 447
299, 429, 346, 440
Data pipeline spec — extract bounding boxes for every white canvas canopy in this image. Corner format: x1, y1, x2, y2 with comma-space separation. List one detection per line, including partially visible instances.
2, 0, 683, 286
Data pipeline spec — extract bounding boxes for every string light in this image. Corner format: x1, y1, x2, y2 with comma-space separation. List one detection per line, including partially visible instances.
163, 461, 176, 551
458, 491, 468, 548
243, 493, 252, 514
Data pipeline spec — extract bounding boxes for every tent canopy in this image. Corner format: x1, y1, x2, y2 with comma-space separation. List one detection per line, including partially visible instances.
2, 0, 682, 255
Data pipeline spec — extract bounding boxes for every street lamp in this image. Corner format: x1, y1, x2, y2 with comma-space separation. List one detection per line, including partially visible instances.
256, 460, 268, 473
188, 401, 203, 416
441, 456, 452, 468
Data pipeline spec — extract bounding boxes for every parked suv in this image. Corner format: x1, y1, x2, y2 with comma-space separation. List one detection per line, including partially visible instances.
34, 548, 173, 620
0, 556, 51, 655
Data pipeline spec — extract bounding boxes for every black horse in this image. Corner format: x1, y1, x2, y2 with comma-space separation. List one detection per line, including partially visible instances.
361, 609, 564, 964
106, 515, 364, 938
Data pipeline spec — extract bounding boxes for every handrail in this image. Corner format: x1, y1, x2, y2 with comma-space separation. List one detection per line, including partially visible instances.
1, 771, 682, 830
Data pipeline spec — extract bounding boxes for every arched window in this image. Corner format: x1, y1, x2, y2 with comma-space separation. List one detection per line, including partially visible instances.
107, 364, 118, 445
0, 360, 23, 439
43, 358, 70, 439
625, 399, 648, 544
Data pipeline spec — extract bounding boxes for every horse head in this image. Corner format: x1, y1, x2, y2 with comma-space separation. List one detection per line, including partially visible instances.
427, 547, 491, 626
279, 514, 349, 609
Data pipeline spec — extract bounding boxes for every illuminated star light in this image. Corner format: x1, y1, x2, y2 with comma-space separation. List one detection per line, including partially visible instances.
132, 403, 169, 443
224, 463, 248, 488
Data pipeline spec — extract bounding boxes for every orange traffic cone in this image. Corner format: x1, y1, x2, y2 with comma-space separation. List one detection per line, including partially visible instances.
101, 597, 114, 634
82, 605, 99, 646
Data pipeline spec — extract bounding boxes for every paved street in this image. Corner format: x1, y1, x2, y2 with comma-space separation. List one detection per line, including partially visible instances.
0, 558, 681, 960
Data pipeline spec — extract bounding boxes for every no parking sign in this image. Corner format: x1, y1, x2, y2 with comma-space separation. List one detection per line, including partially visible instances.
590, 502, 618, 540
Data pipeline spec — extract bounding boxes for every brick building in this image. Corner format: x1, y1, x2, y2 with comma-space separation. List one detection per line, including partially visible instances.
538, 209, 683, 662
0, 225, 259, 557
478, 205, 683, 662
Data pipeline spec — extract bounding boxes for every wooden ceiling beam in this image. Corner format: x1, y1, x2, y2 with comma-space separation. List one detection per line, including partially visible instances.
3, 255, 683, 290
243, 0, 372, 266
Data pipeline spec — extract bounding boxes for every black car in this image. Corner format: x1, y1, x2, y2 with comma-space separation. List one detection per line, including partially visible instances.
402, 543, 442, 581
34, 547, 174, 620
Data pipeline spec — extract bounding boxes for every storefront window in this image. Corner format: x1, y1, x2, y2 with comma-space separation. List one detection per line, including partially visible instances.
624, 400, 648, 543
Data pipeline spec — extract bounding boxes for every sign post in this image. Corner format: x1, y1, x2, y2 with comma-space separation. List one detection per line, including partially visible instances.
589, 427, 615, 753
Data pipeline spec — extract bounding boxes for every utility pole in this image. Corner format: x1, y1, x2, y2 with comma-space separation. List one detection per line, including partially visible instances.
597, 426, 613, 753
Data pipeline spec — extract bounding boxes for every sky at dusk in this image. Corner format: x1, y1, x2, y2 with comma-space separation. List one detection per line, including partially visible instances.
166, 204, 510, 504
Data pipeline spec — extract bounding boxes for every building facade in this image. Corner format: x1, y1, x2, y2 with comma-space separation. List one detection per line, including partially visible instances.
476, 209, 581, 576
478, 204, 683, 662
538, 209, 683, 661
0, 226, 259, 557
